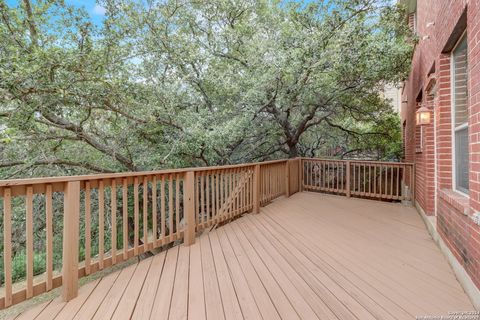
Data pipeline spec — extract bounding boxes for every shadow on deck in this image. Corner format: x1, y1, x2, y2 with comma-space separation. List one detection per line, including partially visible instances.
9, 192, 475, 320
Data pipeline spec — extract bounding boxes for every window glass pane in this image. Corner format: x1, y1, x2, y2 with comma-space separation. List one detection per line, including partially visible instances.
453, 36, 468, 127
455, 127, 469, 192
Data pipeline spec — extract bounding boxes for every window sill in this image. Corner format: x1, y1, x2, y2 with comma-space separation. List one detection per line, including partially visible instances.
438, 189, 470, 216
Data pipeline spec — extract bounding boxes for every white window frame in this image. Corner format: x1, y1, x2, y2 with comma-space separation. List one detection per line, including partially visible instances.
451, 31, 469, 196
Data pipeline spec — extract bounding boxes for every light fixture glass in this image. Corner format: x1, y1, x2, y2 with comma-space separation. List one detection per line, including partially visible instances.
416, 106, 431, 125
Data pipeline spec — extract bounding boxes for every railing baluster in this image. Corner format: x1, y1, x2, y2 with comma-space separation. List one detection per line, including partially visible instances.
161, 175, 166, 241
143, 176, 148, 251
346, 161, 351, 197
242, 168, 245, 212
379, 165, 383, 198
336, 162, 339, 191
111, 179, 117, 263
363, 164, 366, 196
168, 174, 174, 239
310, 160, 313, 190
46, 184, 53, 289
122, 178, 128, 260
99, 180, 105, 269
390, 166, 394, 199
357, 164, 361, 195
396, 166, 400, 199
3, 188, 12, 307
328, 162, 331, 191
367, 164, 372, 197
211, 172, 216, 222
152, 176, 158, 248
249, 167, 253, 208
227, 169, 231, 217
199, 173, 204, 226
133, 177, 139, 255
85, 182, 91, 275
299, 159, 303, 192
26, 186, 33, 298
215, 171, 220, 222
253, 164, 260, 213
268, 165, 272, 200
285, 160, 290, 197
205, 173, 210, 226
236, 168, 241, 213
175, 174, 180, 238
385, 165, 389, 198
266, 165, 269, 200
220, 170, 224, 217
353, 163, 356, 194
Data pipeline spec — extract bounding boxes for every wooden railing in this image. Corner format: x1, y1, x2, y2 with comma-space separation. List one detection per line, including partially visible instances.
0, 159, 296, 308
0, 170, 191, 308
302, 158, 415, 201
0, 157, 411, 309
194, 166, 254, 231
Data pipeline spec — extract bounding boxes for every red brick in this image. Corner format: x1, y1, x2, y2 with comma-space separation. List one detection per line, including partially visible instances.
402, 0, 480, 291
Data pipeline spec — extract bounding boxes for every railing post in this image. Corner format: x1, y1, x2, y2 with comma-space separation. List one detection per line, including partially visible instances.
184, 171, 196, 246
411, 164, 416, 204
298, 158, 303, 192
285, 160, 290, 197
62, 181, 80, 302
253, 164, 260, 213
346, 161, 351, 198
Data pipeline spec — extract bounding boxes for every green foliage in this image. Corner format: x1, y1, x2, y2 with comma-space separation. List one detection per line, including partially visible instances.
0, 0, 413, 287
0, 0, 412, 179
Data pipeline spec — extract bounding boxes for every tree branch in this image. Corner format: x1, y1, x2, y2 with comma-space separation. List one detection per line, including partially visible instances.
0, 159, 115, 173
39, 111, 138, 171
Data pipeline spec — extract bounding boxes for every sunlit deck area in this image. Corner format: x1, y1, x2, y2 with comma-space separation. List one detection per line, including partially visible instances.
12, 192, 474, 320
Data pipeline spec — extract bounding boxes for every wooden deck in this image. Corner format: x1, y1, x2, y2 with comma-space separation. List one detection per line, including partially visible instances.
11, 192, 475, 319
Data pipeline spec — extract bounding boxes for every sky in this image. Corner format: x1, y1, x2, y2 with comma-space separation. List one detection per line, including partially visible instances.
4, 0, 328, 27
6, 0, 107, 25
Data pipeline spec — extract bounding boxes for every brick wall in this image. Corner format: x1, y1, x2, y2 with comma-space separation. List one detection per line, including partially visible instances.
402, 0, 480, 292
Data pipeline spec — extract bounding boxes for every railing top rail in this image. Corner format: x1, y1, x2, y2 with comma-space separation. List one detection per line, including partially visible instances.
0, 158, 292, 188
301, 157, 414, 166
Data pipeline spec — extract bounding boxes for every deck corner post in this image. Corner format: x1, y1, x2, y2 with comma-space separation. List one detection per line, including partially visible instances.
346, 161, 351, 197
285, 160, 290, 197
62, 180, 80, 302
253, 164, 261, 213
184, 171, 196, 246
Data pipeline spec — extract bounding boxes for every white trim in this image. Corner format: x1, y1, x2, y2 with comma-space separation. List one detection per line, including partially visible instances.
451, 39, 456, 193
451, 31, 469, 195
454, 187, 469, 198
454, 122, 468, 131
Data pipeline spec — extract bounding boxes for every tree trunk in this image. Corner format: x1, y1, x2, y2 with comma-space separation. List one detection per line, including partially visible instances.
288, 144, 299, 158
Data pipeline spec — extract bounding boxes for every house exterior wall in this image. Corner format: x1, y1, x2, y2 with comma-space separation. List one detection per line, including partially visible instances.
382, 84, 402, 112
401, 0, 480, 290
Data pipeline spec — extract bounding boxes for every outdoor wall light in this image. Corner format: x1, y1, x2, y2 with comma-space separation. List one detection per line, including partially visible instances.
416, 105, 431, 125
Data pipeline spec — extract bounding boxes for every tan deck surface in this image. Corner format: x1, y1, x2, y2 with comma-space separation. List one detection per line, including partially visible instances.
11, 192, 475, 319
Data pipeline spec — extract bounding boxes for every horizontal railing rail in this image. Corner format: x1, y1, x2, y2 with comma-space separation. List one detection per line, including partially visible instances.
0, 156, 411, 309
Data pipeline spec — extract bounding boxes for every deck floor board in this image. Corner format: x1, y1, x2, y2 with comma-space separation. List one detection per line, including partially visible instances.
12, 192, 475, 320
